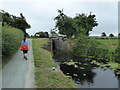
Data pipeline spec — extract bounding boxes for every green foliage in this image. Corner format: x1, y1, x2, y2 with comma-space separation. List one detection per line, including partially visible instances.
95, 36, 118, 39
74, 13, 98, 35
118, 33, 120, 37
54, 10, 75, 37
114, 47, 120, 63
54, 10, 98, 37
1, 10, 31, 35
2, 25, 24, 58
73, 34, 98, 57
109, 33, 114, 37
34, 31, 49, 38
73, 35, 118, 62
101, 32, 107, 36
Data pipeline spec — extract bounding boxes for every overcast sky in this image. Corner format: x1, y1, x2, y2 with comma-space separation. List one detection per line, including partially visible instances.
1, 0, 119, 36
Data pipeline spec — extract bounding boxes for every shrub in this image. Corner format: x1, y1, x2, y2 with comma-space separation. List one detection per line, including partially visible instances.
2, 25, 24, 58
73, 34, 117, 62
73, 34, 98, 57
114, 47, 120, 63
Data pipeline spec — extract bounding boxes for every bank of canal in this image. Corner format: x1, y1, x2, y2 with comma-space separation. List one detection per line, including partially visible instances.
48, 38, 120, 88
32, 38, 76, 88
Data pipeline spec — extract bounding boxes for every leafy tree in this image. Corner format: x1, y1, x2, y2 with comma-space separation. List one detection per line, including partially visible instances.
74, 12, 98, 36
44, 32, 49, 38
34, 31, 49, 38
39, 32, 45, 38
1, 10, 31, 36
54, 10, 75, 37
109, 33, 114, 37
2, 12, 12, 25
101, 32, 107, 36
54, 10, 98, 37
10, 13, 31, 34
118, 33, 120, 37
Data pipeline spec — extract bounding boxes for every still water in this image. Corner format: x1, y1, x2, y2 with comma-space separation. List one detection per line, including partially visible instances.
54, 50, 119, 88
76, 68, 118, 88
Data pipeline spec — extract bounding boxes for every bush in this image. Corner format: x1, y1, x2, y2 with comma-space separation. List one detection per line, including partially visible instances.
2, 25, 24, 58
114, 47, 120, 63
73, 34, 117, 62
73, 34, 98, 57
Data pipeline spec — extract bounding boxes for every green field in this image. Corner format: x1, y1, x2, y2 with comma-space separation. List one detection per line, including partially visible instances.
96, 39, 118, 52
32, 38, 76, 88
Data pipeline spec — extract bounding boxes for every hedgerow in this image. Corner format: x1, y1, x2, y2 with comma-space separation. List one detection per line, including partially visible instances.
2, 25, 24, 58
73, 34, 119, 63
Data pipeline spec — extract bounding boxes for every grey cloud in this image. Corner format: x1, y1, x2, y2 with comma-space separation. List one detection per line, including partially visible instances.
1, 1, 118, 36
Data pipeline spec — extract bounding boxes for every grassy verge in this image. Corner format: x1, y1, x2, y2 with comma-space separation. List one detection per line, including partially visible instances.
32, 38, 76, 88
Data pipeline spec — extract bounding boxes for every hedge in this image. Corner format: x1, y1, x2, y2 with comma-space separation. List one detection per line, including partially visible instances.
2, 25, 24, 58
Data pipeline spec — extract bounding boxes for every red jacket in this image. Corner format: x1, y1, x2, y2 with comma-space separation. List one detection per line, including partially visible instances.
20, 45, 28, 51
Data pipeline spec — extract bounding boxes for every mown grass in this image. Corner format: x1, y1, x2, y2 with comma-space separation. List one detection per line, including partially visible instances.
2, 25, 24, 67
32, 38, 76, 88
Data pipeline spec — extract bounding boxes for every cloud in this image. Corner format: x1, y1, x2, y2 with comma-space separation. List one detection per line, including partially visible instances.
1, 1, 118, 36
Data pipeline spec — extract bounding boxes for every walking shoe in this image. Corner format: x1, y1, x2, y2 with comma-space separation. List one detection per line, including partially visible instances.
24, 56, 27, 60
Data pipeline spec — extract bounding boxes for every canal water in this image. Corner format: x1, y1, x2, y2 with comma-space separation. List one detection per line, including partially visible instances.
53, 50, 119, 88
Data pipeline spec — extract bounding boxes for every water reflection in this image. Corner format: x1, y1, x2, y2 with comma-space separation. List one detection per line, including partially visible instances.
60, 63, 96, 85
54, 50, 119, 88
77, 67, 118, 88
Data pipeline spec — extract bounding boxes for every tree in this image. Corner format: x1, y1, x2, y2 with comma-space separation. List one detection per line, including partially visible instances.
109, 33, 114, 37
10, 13, 31, 34
54, 10, 98, 37
74, 12, 98, 36
44, 32, 49, 38
101, 32, 107, 36
2, 12, 12, 25
2, 10, 31, 36
54, 10, 75, 37
118, 33, 120, 37
34, 31, 49, 38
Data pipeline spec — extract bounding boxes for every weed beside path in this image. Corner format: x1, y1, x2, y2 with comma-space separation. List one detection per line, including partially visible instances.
32, 38, 76, 88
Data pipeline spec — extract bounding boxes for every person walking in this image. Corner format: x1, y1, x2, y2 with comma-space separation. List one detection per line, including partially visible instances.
20, 37, 29, 60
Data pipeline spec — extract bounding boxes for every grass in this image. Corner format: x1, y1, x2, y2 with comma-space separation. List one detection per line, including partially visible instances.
32, 38, 76, 88
67, 37, 119, 62
96, 39, 118, 52
67, 38, 118, 52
